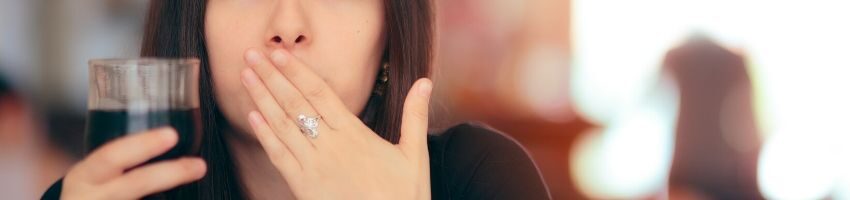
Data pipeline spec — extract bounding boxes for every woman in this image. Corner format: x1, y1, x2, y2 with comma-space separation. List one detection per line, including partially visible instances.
43, 0, 549, 199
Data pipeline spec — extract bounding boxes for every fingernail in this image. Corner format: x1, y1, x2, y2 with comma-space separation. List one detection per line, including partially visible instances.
158, 127, 178, 145
241, 69, 259, 86
248, 111, 264, 126
159, 127, 177, 138
270, 50, 288, 65
418, 79, 432, 97
245, 50, 262, 65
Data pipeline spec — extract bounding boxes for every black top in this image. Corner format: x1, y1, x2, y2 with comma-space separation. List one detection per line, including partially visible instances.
43, 123, 550, 199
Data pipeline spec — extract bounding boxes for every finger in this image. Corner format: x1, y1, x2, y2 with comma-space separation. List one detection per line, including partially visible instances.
241, 68, 317, 158
269, 49, 359, 127
248, 111, 303, 175
244, 49, 334, 130
76, 127, 178, 183
103, 157, 206, 199
398, 78, 433, 163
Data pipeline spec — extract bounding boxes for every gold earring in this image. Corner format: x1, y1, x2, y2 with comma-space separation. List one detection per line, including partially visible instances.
374, 62, 389, 96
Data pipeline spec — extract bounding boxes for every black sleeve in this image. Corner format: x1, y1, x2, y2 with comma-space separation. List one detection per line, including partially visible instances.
428, 123, 551, 200
41, 178, 63, 200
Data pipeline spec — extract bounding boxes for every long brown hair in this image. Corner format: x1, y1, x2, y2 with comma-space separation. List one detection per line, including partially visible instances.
140, 0, 433, 199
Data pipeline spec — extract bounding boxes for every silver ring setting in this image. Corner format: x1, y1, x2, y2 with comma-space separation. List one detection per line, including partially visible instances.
297, 114, 321, 139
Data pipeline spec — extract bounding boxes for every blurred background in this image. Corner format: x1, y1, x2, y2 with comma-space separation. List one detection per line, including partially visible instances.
1, 0, 849, 199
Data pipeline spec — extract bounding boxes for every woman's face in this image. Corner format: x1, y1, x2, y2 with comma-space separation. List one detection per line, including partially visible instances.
205, 0, 385, 134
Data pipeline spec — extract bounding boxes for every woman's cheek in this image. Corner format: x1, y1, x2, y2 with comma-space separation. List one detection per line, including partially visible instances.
205, 6, 267, 134
206, 37, 254, 134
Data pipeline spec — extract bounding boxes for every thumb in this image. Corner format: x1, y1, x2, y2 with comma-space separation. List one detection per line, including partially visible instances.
398, 78, 433, 162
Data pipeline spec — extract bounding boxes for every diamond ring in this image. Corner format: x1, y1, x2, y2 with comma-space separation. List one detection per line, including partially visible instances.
297, 114, 321, 139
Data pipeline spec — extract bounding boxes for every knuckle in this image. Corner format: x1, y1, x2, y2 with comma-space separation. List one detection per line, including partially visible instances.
258, 94, 277, 105
410, 106, 429, 120
258, 68, 276, 81
269, 116, 292, 131
304, 85, 327, 99
280, 97, 307, 111
94, 151, 122, 169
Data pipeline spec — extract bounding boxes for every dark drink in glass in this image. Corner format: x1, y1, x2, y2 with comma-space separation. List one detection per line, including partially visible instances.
85, 58, 202, 163
84, 108, 201, 162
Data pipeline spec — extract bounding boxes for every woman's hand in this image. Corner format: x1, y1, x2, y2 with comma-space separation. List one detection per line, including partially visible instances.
61, 128, 207, 200
241, 48, 432, 199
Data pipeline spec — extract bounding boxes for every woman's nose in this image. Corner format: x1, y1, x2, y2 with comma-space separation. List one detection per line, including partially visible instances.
268, 34, 307, 48
265, 0, 310, 49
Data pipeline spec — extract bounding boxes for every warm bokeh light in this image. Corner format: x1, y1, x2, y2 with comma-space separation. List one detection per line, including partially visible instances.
573, 0, 850, 199
758, 128, 850, 199
572, 0, 850, 199
570, 76, 679, 199
518, 46, 574, 122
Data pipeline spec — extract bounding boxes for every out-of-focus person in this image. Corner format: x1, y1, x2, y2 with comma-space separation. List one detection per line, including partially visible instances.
664, 36, 763, 199
0, 71, 73, 199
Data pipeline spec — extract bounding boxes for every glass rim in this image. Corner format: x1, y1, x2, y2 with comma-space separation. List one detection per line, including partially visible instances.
89, 58, 200, 66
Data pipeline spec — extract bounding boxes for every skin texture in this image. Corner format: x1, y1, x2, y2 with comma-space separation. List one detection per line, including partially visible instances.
240, 49, 432, 199
60, 0, 433, 199
205, 0, 386, 135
